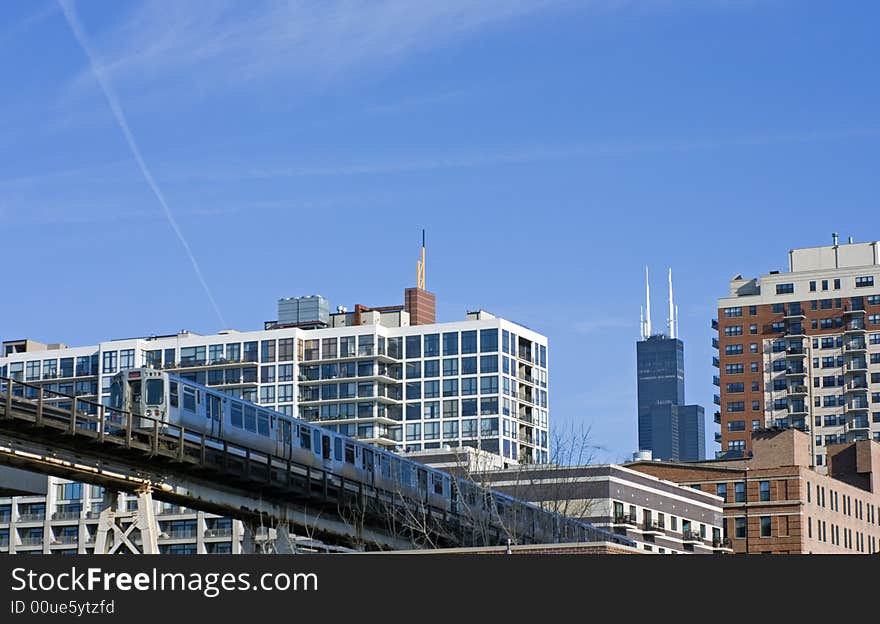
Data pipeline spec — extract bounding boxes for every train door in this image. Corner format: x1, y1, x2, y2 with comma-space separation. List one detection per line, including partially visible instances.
417, 468, 428, 501
312, 428, 322, 464
362, 448, 374, 486
321, 433, 332, 463
206, 394, 222, 437
278, 419, 292, 459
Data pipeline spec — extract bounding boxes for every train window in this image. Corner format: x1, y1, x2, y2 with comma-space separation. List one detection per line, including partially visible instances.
400, 463, 411, 487
231, 403, 243, 429
321, 435, 331, 460
418, 469, 427, 491
334, 437, 342, 461
433, 474, 443, 495
170, 382, 179, 408
182, 387, 196, 413
344, 443, 355, 464
363, 448, 373, 471
312, 430, 321, 454
257, 411, 270, 436
300, 427, 311, 450
244, 406, 257, 433
145, 379, 164, 406
381, 456, 391, 478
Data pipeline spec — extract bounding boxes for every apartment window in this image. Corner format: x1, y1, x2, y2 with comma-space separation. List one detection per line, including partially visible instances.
461, 331, 478, 354
749, 324, 758, 335
809, 281, 816, 292
749, 306, 757, 315
480, 329, 498, 353
716, 483, 727, 501
724, 325, 743, 336
423, 334, 440, 358
834, 278, 841, 289
735, 482, 746, 503
724, 307, 742, 318
727, 402, 745, 413
726, 383, 744, 393
734, 517, 746, 539
759, 481, 771, 501
442, 332, 458, 356
752, 419, 761, 430
776, 283, 794, 295
725, 345, 743, 355
760, 516, 772, 537
726, 363, 744, 374
102, 351, 117, 374
856, 276, 874, 288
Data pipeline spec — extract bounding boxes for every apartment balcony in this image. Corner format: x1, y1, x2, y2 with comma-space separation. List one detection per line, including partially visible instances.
845, 360, 868, 373
712, 356, 719, 368
712, 338, 719, 349
682, 530, 702, 543
517, 372, 536, 385
17, 513, 45, 523
714, 411, 721, 424
846, 419, 871, 432
845, 382, 869, 394
711, 319, 718, 330
712, 376, 720, 387
713, 394, 721, 405
785, 368, 807, 378
843, 308, 866, 317
51, 511, 82, 521
845, 343, 867, 353
784, 310, 806, 320
844, 323, 867, 334
714, 432, 722, 443
788, 385, 809, 397
787, 405, 809, 417
642, 520, 664, 536
518, 434, 535, 445
712, 537, 734, 552
18, 537, 44, 547
846, 402, 870, 413
785, 347, 807, 358
613, 514, 638, 527
517, 349, 533, 363
784, 328, 806, 339
204, 528, 233, 539
52, 535, 78, 545
162, 530, 198, 541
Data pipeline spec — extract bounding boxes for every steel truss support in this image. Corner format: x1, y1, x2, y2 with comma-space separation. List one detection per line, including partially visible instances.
93, 485, 160, 554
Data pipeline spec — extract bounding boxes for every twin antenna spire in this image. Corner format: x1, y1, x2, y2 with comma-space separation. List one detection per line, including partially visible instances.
640, 266, 678, 340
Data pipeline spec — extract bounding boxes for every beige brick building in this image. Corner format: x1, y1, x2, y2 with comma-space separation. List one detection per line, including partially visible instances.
626, 427, 880, 554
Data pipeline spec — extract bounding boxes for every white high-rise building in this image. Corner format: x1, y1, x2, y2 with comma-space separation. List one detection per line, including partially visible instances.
0, 296, 550, 554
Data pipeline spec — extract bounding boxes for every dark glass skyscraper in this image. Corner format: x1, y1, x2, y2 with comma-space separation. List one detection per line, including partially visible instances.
637, 268, 705, 461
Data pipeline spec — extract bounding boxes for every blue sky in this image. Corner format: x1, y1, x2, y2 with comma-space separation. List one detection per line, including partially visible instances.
2, 0, 878, 463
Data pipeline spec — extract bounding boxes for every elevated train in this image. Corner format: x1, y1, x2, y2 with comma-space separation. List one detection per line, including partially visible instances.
110, 367, 632, 547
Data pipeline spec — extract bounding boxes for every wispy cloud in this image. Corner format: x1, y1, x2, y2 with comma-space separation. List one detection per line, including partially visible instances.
62, 0, 575, 97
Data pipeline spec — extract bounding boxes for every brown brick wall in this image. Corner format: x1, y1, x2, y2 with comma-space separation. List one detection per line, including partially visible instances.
716, 295, 880, 454
405, 288, 436, 326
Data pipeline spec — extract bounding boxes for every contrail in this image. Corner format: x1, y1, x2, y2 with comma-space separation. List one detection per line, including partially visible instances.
56, 0, 227, 329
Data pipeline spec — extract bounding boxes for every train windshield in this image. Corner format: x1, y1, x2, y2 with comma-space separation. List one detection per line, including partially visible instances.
145, 379, 164, 406
109, 378, 123, 409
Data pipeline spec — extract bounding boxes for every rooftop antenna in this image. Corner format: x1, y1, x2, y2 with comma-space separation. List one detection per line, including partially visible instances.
642, 266, 652, 339
667, 268, 676, 339
832, 232, 839, 246
416, 229, 426, 290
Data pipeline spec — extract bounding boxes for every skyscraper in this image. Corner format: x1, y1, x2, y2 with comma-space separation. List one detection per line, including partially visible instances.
714, 236, 880, 467
637, 268, 705, 461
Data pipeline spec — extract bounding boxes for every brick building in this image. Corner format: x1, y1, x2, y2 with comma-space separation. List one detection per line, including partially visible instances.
627, 427, 880, 554
714, 237, 880, 462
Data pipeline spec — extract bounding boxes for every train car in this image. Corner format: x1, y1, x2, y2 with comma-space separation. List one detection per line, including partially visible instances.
108, 368, 627, 548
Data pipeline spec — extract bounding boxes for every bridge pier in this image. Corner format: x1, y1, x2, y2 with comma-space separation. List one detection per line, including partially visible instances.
93, 485, 160, 554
